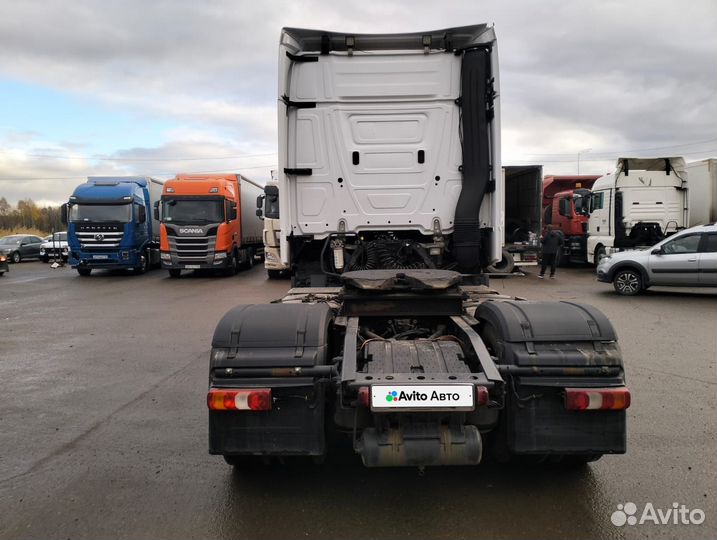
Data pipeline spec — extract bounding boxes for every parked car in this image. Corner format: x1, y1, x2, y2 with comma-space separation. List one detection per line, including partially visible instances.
0, 235, 43, 263
597, 223, 717, 295
40, 231, 69, 262
0, 253, 8, 276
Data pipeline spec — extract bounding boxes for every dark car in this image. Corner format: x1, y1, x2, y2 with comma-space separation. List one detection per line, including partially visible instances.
0, 234, 44, 263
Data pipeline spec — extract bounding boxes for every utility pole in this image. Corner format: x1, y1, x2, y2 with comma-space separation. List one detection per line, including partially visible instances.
577, 148, 591, 174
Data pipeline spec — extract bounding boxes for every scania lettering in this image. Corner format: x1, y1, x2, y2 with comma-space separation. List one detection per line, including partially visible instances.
207, 25, 630, 470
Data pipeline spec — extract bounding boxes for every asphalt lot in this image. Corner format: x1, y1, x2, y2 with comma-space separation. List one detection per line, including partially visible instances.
0, 261, 715, 540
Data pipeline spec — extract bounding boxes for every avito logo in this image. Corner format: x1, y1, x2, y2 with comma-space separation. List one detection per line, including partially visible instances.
385, 390, 461, 403
611, 502, 705, 527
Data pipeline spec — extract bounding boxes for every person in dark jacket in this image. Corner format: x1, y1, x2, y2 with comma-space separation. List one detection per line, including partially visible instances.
539, 225, 564, 279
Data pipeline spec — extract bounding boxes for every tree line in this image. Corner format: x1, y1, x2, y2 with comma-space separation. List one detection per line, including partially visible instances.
0, 197, 64, 234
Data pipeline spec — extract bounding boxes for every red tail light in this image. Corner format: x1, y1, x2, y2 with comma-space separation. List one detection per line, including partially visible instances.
357, 386, 370, 408
476, 386, 489, 406
207, 389, 272, 411
565, 387, 630, 411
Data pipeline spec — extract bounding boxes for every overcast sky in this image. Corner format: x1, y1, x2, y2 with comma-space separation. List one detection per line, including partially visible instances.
0, 0, 715, 205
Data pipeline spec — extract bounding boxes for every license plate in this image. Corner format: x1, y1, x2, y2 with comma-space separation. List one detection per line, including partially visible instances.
185, 264, 200, 269
93, 255, 108, 260
371, 385, 474, 410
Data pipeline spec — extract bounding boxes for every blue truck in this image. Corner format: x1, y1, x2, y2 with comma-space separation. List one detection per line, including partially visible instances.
63, 176, 164, 276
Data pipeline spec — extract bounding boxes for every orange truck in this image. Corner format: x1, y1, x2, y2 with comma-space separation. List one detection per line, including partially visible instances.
156, 173, 264, 278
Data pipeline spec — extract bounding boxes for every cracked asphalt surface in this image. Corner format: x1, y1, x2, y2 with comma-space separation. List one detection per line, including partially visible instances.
0, 261, 715, 539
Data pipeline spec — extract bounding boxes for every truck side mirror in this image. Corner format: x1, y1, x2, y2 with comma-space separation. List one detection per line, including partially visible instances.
256, 208, 264, 218
153, 201, 159, 221
257, 195, 265, 209
229, 204, 237, 221
138, 205, 146, 223
61, 204, 68, 225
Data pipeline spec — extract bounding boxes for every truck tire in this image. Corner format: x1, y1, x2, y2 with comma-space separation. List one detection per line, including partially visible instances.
486, 249, 515, 273
77, 268, 92, 277
595, 246, 607, 265
11, 251, 21, 264
134, 250, 149, 275
613, 268, 642, 296
223, 455, 261, 467
267, 269, 283, 279
223, 251, 238, 276
168, 269, 181, 279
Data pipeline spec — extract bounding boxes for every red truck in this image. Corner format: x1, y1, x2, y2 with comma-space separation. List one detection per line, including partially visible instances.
542, 175, 600, 264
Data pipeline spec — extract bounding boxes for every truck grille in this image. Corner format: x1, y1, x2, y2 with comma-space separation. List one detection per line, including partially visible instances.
76, 224, 124, 249
168, 235, 217, 263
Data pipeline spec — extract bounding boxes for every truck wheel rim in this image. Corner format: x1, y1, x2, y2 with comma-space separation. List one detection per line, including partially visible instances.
617, 273, 638, 293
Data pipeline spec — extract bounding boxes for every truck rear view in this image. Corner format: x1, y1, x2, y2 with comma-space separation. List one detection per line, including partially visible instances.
207, 25, 629, 470
158, 174, 264, 277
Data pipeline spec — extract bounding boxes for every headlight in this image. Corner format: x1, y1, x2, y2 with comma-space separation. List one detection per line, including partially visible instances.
160, 252, 171, 260
214, 252, 227, 260
40, 248, 46, 255
0, 255, 6, 262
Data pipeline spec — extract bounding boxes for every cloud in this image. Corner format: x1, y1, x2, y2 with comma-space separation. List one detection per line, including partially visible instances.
0, 130, 277, 205
0, 0, 714, 203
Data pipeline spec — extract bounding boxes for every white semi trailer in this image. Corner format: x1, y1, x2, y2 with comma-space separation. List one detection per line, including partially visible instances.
587, 157, 716, 263
207, 25, 630, 470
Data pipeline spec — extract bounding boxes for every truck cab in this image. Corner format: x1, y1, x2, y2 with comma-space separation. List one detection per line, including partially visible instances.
256, 182, 287, 278
65, 177, 163, 276
158, 174, 264, 278
587, 157, 687, 264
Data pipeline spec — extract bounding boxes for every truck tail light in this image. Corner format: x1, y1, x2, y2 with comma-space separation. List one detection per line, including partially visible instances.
476, 386, 489, 406
564, 387, 630, 411
207, 389, 272, 411
357, 386, 370, 407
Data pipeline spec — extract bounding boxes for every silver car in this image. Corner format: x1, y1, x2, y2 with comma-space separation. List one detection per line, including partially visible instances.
597, 223, 717, 295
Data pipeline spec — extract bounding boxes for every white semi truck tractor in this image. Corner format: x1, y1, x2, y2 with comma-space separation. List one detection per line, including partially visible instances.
587, 156, 717, 264
208, 25, 630, 469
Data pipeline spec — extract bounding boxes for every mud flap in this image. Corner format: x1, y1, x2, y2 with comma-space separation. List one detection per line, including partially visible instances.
208, 303, 333, 457
477, 300, 627, 455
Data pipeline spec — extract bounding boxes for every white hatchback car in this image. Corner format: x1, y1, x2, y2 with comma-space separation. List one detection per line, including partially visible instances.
597, 223, 717, 295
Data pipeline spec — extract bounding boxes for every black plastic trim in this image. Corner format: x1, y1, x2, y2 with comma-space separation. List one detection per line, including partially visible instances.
284, 168, 313, 176
286, 51, 319, 62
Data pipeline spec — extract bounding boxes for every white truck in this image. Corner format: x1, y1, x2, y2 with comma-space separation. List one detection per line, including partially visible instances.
587, 156, 717, 264
206, 25, 630, 470
256, 181, 289, 278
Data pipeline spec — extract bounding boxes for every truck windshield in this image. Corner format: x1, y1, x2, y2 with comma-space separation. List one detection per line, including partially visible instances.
573, 194, 589, 216
162, 199, 224, 224
70, 204, 131, 223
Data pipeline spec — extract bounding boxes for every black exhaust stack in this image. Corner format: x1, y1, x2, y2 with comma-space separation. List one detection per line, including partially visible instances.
453, 47, 492, 274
